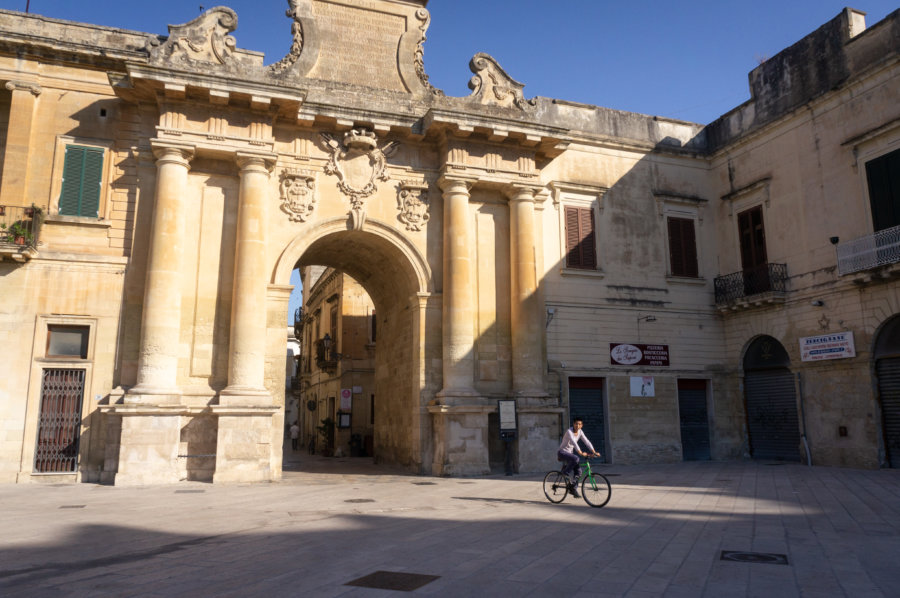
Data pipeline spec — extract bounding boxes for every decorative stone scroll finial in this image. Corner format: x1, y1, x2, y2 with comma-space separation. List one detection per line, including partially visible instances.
269, 0, 304, 73
414, 9, 443, 96
319, 128, 400, 231
151, 7, 238, 65
397, 181, 431, 231
467, 52, 535, 111
279, 169, 317, 222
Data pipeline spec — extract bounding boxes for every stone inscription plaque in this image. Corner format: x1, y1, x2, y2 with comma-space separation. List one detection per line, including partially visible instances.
310, 1, 406, 91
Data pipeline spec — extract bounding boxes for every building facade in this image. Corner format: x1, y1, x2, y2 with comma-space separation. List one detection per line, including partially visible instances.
0, 2, 897, 484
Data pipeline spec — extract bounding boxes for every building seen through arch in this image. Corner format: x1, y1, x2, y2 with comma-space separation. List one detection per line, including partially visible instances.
1, 2, 899, 484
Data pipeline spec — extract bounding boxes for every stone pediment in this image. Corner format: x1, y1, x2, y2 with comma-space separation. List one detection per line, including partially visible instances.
467, 53, 535, 111
147, 1, 438, 96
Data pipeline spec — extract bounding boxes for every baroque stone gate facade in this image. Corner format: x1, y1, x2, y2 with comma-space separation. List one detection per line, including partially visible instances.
0, 2, 898, 484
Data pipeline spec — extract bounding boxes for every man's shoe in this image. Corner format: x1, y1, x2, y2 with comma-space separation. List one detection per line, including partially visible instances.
571, 487, 580, 498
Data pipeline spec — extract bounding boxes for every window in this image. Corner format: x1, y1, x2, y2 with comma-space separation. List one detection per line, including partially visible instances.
564, 206, 596, 269
866, 147, 900, 232
47, 325, 90, 359
667, 217, 699, 277
58, 145, 104, 217
370, 309, 377, 343
738, 206, 768, 272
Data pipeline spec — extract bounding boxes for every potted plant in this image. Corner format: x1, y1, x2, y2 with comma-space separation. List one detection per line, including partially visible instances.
8, 221, 30, 245
317, 417, 335, 457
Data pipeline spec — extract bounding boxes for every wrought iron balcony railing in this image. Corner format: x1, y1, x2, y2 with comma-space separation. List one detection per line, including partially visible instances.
315, 337, 341, 371
0, 204, 43, 260
836, 224, 900, 276
714, 263, 787, 305
293, 307, 304, 337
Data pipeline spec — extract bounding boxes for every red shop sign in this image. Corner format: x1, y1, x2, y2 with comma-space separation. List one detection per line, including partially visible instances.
609, 343, 670, 366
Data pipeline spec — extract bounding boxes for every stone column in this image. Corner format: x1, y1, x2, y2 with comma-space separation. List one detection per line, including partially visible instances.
0, 81, 41, 207
115, 141, 193, 485
129, 141, 194, 402
437, 175, 478, 399
507, 184, 545, 394
213, 152, 278, 484
220, 152, 275, 404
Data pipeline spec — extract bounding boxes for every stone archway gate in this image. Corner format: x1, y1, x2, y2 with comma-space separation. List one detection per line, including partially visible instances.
102, 1, 568, 484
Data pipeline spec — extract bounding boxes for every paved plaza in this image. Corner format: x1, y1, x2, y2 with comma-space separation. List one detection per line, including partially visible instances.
2, 456, 900, 597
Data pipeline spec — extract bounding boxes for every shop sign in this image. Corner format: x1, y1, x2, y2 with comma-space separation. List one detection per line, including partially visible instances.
799, 332, 855, 362
610, 343, 670, 366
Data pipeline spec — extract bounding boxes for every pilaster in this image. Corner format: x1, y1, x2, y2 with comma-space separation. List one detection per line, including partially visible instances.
0, 80, 41, 207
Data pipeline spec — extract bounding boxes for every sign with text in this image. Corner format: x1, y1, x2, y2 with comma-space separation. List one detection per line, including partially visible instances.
498, 399, 517, 440
610, 343, 670, 367
799, 331, 856, 362
340, 388, 352, 410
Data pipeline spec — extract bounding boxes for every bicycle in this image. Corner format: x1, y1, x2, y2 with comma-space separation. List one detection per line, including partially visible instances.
543, 458, 611, 507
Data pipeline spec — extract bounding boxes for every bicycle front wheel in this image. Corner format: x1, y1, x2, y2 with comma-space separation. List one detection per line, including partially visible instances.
543, 471, 568, 503
581, 473, 611, 507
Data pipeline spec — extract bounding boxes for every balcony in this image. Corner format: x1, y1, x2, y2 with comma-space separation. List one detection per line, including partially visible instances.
714, 263, 787, 310
293, 307, 304, 337
315, 334, 341, 372
0, 204, 42, 262
836, 224, 900, 278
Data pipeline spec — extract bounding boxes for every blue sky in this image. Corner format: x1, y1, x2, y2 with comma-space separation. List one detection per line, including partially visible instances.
4, 0, 896, 320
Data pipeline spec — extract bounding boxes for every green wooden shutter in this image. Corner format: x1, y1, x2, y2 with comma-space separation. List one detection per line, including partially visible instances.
59, 145, 103, 217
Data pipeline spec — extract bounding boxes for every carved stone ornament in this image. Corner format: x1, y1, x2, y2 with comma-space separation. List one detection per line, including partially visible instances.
319, 128, 400, 230
151, 7, 238, 65
269, 0, 304, 73
468, 52, 535, 111
414, 9, 443, 96
279, 169, 316, 222
397, 182, 431, 231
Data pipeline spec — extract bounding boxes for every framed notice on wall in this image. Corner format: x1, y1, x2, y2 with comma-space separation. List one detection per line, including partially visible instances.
498, 399, 517, 439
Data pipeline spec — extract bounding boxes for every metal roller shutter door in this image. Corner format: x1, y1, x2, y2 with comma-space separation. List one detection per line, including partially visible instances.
679, 387, 710, 461
876, 357, 900, 467
569, 386, 606, 462
745, 370, 801, 461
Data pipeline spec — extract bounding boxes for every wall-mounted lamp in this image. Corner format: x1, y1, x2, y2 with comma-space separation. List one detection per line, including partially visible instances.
546, 307, 556, 329
636, 314, 656, 341
811, 300, 825, 307
830, 236, 840, 245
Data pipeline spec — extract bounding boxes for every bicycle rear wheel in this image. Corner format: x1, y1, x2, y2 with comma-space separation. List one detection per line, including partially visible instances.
543, 471, 568, 503
581, 473, 611, 507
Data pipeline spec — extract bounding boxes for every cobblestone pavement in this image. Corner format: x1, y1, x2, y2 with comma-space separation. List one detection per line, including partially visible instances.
2, 456, 900, 597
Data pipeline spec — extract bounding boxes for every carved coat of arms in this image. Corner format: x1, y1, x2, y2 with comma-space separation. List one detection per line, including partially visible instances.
279, 170, 316, 222
397, 182, 431, 231
320, 128, 399, 230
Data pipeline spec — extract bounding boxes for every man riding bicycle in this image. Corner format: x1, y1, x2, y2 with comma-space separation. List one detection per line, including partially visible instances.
558, 416, 601, 498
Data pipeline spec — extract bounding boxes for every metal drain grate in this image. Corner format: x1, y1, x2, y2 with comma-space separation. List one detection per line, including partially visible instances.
412, 481, 437, 485
59, 505, 85, 509
174, 489, 205, 494
346, 571, 440, 591
345, 498, 375, 503
721, 551, 789, 565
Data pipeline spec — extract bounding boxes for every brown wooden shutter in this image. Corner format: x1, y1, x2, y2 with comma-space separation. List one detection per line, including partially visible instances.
565, 206, 597, 269
668, 217, 698, 277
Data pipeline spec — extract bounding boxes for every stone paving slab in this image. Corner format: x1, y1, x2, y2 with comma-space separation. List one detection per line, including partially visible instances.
2, 458, 900, 597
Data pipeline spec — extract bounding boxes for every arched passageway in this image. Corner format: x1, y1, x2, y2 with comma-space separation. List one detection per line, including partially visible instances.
743, 335, 802, 461
275, 220, 437, 472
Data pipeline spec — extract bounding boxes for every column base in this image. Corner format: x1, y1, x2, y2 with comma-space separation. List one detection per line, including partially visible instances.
427, 404, 491, 476
125, 385, 182, 405
105, 405, 184, 486
212, 405, 279, 483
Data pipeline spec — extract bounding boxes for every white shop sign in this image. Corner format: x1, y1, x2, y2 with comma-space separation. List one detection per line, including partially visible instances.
799, 331, 856, 362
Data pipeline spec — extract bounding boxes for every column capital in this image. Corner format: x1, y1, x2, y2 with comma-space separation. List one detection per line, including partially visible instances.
235, 151, 277, 173
504, 182, 543, 202
438, 173, 479, 193
150, 140, 195, 165
5, 80, 41, 96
